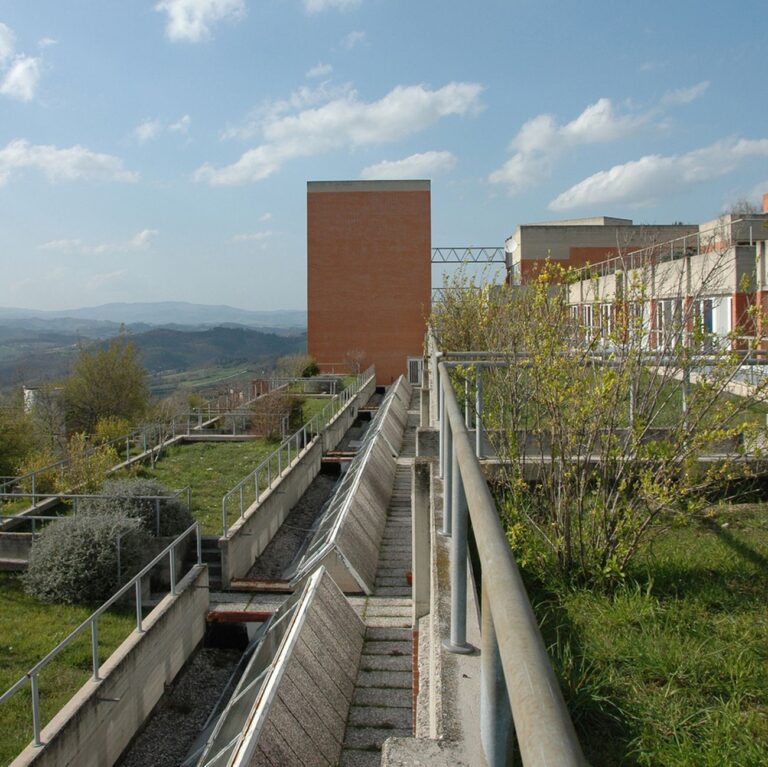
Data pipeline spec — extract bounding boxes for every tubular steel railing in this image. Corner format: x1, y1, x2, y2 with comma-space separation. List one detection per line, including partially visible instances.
435, 360, 586, 766
0, 487, 192, 534
220, 367, 374, 536
0, 522, 203, 749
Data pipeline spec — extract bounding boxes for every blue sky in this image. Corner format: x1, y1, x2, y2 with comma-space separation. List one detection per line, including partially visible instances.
1, 0, 766, 311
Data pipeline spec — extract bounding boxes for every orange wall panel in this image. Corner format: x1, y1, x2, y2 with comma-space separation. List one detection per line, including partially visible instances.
307, 181, 432, 384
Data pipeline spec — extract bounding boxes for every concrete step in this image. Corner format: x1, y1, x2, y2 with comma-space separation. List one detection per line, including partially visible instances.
339, 750, 382, 767
359, 654, 411, 672
365, 626, 411, 641
343, 726, 412, 750
348, 703, 412, 730
352, 686, 412, 708
362, 640, 411, 656
355, 670, 412, 689
372, 587, 411, 597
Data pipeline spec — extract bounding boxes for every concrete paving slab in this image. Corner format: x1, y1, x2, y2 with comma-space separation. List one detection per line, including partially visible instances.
359, 654, 411, 672
343, 726, 413, 750
339, 749, 382, 767
364, 627, 411, 642
348, 705, 413, 730
365, 616, 411, 629
372, 587, 411, 597
362, 640, 411, 656
352, 686, 412, 708
355, 670, 412, 689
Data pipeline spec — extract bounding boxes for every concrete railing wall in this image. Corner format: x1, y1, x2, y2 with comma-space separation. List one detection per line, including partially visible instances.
10, 566, 209, 767
290, 377, 411, 594
221, 440, 323, 586
219, 376, 376, 586
230, 567, 364, 766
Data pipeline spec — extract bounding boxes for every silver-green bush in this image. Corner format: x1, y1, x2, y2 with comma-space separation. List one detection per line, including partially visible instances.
23, 514, 149, 604
80, 478, 193, 536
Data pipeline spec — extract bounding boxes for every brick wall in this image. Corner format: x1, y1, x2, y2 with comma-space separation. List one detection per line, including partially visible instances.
307, 180, 431, 384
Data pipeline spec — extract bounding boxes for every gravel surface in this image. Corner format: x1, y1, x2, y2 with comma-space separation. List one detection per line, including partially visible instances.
116, 647, 241, 767
246, 473, 338, 580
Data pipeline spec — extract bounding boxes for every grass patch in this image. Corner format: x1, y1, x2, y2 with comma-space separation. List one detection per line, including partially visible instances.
133, 440, 277, 534
525, 505, 768, 765
0, 573, 134, 766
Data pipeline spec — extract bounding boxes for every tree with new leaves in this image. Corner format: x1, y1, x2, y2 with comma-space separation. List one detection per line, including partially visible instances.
63, 335, 149, 434
432, 231, 768, 587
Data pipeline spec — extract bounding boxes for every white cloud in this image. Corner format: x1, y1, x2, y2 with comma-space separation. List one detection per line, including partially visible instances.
662, 80, 709, 106
198, 81, 483, 185
134, 118, 163, 143
0, 139, 139, 185
340, 30, 365, 50
134, 115, 191, 142
549, 137, 768, 211
489, 98, 648, 193
361, 150, 456, 180
169, 114, 191, 133
38, 37, 57, 48
155, 0, 245, 42
306, 62, 333, 79
0, 22, 15, 64
1, 55, 41, 101
259, 212, 272, 222
41, 229, 158, 256
232, 230, 272, 242
305, 0, 362, 13
220, 81, 355, 141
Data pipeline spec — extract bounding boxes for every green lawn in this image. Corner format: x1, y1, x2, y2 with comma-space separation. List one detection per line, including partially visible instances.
0, 573, 135, 767
134, 440, 278, 534
526, 505, 768, 765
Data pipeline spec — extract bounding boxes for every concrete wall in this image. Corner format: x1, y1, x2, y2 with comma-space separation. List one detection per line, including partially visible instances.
232, 568, 364, 767
220, 377, 375, 586
11, 566, 209, 767
307, 180, 432, 385
221, 441, 322, 586
0, 532, 32, 566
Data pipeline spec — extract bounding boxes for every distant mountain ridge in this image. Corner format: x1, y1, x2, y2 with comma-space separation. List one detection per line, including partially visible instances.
0, 302, 307, 328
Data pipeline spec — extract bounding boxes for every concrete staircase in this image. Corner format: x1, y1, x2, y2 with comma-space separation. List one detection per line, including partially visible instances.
340, 392, 418, 766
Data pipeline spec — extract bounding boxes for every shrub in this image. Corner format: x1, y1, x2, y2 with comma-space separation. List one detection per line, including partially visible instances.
61, 432, 120, 493
24, 514, 149, 604
79, 478, 193, 536
301, 360, 320, 377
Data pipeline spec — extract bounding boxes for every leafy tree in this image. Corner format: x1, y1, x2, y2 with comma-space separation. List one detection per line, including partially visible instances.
432, 240, 768, 587
59, 432, 120, 493
0, 405, 36, 478
63, 336, 149, 433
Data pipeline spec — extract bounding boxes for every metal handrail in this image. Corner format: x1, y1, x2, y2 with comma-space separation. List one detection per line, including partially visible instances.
0, 521, 203, 748
0, 486, 192, 534
220, 367, 375, 536
438, 362, 585, 766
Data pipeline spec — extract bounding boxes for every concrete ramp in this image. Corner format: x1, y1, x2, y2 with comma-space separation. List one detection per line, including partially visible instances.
286, 377, 412, 594
193, 567, 364, 767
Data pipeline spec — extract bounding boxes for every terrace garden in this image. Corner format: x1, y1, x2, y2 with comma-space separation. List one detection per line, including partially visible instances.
0, 573, 135, 766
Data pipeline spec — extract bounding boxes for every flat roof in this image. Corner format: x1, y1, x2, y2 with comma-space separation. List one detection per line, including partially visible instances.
307, 180, 430, 193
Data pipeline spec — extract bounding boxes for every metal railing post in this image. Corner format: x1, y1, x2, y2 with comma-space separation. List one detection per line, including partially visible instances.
135, 580, 143, 633
439, 381, 446, 479
31, 673, 41, 746
170, 544, 177, 596
155, 498, 161, 536
475, 367, 483, 458
221, 498, 227, 536
441, 419, 453, 537
444, 460, 472, 653
91, 620, 100, 681
196, 525, 202, 565
481, 575, 512, 766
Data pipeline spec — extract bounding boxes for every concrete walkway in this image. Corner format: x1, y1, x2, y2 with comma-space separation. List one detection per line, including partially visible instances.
340, 393, 418, 767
